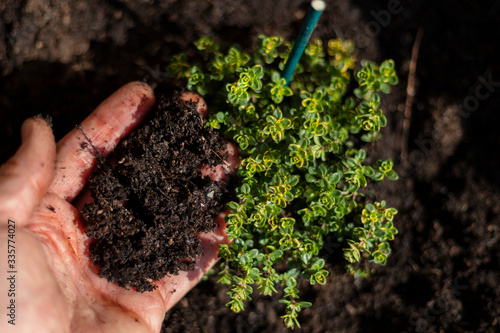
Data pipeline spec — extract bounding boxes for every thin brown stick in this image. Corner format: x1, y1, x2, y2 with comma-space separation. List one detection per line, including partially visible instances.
210, 149, 224, 162
401, 27, 424, 165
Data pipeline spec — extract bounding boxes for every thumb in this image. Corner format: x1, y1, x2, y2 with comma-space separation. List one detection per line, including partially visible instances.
0, 116, 56, 226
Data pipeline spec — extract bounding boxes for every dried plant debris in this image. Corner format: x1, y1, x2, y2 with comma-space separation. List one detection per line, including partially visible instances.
81, 92, 229, 292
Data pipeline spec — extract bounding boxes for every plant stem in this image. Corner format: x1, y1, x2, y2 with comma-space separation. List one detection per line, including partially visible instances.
282, 0, 326, 86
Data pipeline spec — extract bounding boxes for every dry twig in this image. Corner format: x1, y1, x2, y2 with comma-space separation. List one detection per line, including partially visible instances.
401, 27, 424, 165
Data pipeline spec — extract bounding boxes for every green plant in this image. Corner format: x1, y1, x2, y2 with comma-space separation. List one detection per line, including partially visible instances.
167, 35, 399, 328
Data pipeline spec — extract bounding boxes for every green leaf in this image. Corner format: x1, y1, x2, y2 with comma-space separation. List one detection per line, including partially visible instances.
285, 277, 297, 288
248, 249, 260, 258
240, 253, 251, 265
386, 169, 399, 180
271, 71, 280, 83
305, 173, 316, 183
311, 258, 325, 270
364, 166, 375, 177
369, 93, 381, 107
330, 172, 341, 184
318, 164, 328, 176
218, 272, 232, 285
216, 112, 225, 122
288, 175, 300, 186
241, 183, 251, 194
365, 203, 376, 212
270, 249, 284, 261
379, 242, 390, 251
355, 149, 366, 162
301, 252, 312, 265
299, 301, 312, 309
254, 65, 264, 78
227, 201, 239, 211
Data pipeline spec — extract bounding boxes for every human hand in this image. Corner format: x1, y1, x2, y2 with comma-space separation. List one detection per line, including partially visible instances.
0, 82, 239, 333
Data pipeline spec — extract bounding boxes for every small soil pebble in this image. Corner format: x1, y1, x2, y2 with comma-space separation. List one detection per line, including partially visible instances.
81, 91, 230, 292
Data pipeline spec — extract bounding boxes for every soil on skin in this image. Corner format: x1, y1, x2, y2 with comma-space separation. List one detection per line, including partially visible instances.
1, 0, 500, 332
81, 93, 229, 292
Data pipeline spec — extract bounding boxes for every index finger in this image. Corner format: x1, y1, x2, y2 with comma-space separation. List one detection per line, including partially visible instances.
48, 82, 155, 201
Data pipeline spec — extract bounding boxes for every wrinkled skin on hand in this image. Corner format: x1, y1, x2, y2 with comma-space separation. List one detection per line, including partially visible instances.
0, 82, 239, 333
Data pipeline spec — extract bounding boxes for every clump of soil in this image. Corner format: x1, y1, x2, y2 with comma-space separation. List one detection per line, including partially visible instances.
81, 91, 229, 292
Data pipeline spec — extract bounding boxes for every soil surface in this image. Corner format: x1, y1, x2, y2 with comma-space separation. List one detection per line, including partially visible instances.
81, 92, 229, 292
1, 0, 500, 332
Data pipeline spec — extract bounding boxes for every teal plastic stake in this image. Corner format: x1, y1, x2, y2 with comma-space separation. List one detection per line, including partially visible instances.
282, 0, 326, 86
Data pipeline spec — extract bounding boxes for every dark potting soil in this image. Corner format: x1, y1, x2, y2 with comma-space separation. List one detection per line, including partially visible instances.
81, 92, 229, 292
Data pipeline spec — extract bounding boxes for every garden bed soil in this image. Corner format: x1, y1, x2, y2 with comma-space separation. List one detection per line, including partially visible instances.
1, 0, 499, 332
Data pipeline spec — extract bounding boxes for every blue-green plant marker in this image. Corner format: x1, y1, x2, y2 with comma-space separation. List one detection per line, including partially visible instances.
282, 0, 326, 85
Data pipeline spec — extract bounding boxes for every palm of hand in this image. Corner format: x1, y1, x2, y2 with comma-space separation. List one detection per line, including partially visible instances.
0, 83, 232, 333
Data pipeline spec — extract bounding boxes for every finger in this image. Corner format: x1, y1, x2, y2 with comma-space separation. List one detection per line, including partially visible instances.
182, 91, 240, 182
0, 117, 56, 226
154, 211, 230, 311
223, 141, 241, 173
180, 92, 207, 118
201, 141, 241, 182
49, 82, 155, 202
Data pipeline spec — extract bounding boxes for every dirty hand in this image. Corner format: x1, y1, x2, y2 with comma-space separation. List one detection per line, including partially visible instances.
0, 82, 238, 333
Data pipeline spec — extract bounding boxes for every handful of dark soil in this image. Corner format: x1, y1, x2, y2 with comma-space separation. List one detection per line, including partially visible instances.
81, 92, 229, 292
